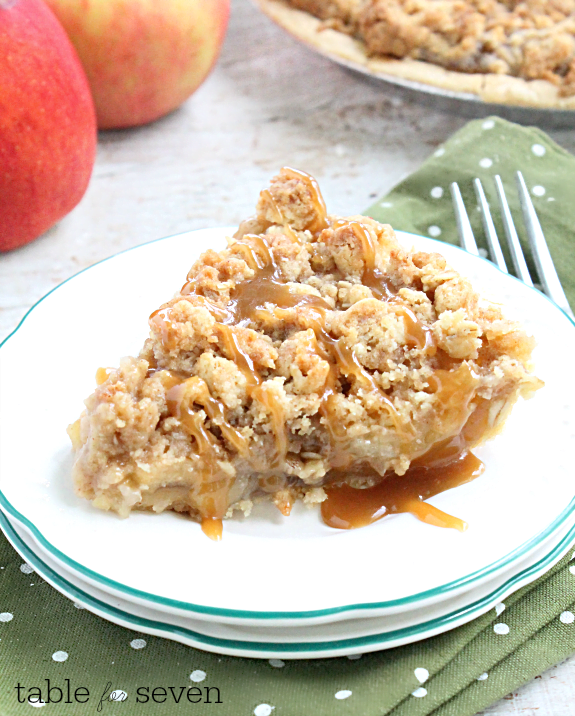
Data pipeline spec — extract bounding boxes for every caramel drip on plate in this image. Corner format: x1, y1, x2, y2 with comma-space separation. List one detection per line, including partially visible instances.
146, 178, 486, 538
201, 518, 223, 541
321, 441, 484, 532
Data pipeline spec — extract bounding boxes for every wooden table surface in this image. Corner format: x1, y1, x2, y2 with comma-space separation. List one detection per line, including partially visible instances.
1, 1, 574, 712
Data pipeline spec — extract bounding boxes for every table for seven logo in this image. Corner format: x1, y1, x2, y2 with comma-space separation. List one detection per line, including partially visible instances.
14, 680, 223, 709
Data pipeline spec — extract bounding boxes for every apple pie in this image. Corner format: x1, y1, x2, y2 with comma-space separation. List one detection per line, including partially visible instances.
68, 168, 542, 539
258, 0, 575, 109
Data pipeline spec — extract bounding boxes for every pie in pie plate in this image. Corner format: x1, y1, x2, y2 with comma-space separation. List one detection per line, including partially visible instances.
254, 0, 575, 111
0, 172, 573, 620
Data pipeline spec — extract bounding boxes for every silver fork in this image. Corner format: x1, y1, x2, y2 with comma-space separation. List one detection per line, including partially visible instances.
450, 171, 574, 319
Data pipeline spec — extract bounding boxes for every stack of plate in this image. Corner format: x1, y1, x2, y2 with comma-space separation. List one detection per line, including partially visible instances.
1, 228, 574, 659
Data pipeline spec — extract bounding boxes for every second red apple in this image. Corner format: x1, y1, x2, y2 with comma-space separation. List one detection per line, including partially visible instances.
44, 0, 231, 129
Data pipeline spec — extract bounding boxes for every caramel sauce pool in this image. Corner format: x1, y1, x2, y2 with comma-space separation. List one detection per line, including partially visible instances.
322, 449, 484, 532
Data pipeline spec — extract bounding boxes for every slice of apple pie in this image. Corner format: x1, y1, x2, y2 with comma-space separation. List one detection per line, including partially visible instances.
69, 168, 542, 539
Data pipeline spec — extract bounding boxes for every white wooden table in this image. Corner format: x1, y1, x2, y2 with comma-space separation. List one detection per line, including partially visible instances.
1, 1, 574, 712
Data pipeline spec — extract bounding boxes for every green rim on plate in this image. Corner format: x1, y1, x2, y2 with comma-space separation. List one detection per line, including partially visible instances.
1, 230, 574, 622
2, 507, 575, 655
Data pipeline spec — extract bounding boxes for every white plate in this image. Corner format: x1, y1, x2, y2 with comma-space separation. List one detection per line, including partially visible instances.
0, 228, 574, 625
2, 507, 574, 658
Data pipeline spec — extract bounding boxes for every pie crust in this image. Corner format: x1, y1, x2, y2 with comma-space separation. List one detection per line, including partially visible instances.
256, 0, 575, 110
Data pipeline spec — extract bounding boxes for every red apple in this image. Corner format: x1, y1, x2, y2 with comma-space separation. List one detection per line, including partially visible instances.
0, 0, 97, 252
44, 0, 231, 129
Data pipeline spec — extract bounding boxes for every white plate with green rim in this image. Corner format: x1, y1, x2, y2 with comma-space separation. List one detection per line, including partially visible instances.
5, 503, 575, 646
0, 228, 573, 626
2, 507, 574, 658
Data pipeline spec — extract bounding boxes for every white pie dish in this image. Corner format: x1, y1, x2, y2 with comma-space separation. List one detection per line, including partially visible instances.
0, 228, 573, 625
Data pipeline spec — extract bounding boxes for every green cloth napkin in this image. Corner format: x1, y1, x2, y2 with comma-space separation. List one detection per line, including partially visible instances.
1, 117, 574, 716
366, 116, 575, 310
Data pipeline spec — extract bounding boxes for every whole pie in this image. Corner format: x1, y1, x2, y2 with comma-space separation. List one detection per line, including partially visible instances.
68, 169, 542, 539
256, 0, 575, 109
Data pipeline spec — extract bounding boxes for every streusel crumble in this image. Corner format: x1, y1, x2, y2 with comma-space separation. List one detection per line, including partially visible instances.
69, 169, 542, 539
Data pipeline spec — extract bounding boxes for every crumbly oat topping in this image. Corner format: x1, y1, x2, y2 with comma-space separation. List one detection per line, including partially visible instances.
69, 169, 541, 531
289, 0, 575, 96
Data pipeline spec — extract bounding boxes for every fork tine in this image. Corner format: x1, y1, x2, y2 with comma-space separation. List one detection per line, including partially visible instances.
515, 171, 574, 318
473, 178, 508, 273
450, 182, 479, 255
493, 176, 533, 287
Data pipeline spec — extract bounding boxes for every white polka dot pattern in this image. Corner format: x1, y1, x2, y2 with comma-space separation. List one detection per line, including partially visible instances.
52, 651, 68, 662
494, 623, 510, 635
560, 611, 574, 624
269, 659, 285, 668
0, 612, 13, 622
130, 638, 146, 650
254, 705, 274, 716
412, 687, 428, 698
28, 698, 46, 708
430, 186, 443, 198
190, 670, 206, 683
110, 690, 128, 702
335, 690, 352, 700
479, 158, 493, 168
414, 668, 429, 684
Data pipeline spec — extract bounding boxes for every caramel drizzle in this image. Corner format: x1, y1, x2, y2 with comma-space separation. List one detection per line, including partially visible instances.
180, 232, 331, 327
333, 220, 397, 301
333, 220, 437, 356
260, 167, 328, 238
162, 372, 245, 540
95, 367, 113, 385
149, 307, 176, 350
301, 306, 406, 436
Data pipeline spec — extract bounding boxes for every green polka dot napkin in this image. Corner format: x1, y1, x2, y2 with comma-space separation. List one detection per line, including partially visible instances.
1, 117, 574, 716
366, 116, 575, 310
